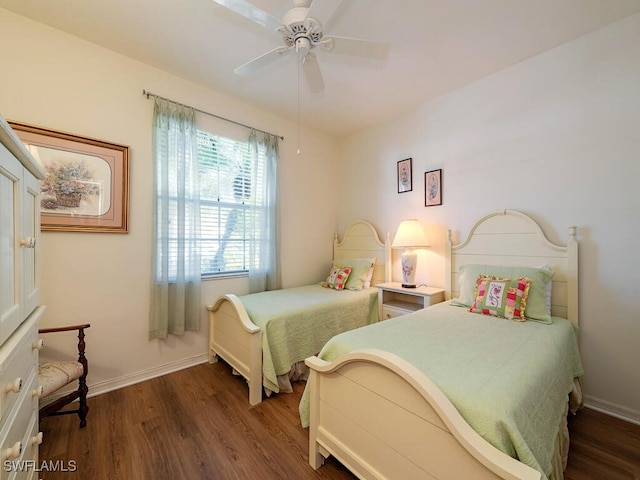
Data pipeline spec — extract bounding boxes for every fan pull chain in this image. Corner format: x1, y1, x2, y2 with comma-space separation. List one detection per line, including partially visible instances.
296, 46, 301, 156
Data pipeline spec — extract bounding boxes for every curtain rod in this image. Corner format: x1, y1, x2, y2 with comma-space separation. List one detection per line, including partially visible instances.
142, 89, 284, 141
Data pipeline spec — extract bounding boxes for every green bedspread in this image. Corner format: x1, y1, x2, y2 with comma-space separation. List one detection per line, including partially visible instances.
240, 284, 378, 394
299, 301, 583, 479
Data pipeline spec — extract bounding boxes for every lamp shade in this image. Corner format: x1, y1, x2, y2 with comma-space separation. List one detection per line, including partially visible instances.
392, 220, 430, 248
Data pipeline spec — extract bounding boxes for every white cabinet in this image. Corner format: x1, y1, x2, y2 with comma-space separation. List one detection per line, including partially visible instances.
1, 145, 41, 346
0, 116, 45, 477
377, 282, 445, 320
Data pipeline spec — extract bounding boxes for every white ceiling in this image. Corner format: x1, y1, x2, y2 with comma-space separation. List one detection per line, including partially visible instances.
2, 0, 640, 137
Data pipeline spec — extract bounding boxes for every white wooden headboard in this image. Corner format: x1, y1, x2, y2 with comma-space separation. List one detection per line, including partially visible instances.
334, 220, 392, 286
445, 210, 578, 326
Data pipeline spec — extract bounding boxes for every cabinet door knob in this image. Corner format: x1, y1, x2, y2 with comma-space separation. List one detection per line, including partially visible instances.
31, 432, 44, 446
20, 237, 37, 248
32, 385, 44, 398
33, 339, 45, 350
5, 377, 22, 394
2, 441, 22, 460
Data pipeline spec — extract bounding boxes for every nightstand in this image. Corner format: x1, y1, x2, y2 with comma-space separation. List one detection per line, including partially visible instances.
377, 282, 445, 320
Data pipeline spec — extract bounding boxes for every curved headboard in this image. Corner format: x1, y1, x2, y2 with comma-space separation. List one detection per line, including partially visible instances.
334, 220, 392, 286
445, 210, 578, 326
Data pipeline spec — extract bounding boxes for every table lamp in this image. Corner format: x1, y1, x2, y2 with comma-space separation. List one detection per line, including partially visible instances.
392, 219, 430, 288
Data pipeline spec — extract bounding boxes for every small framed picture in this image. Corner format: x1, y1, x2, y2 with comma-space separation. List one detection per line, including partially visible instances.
425, 169, 442, 207
397, 158, 412, 193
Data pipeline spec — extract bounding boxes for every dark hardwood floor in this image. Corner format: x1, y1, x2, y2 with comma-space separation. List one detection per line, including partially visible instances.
564, 406, 640, 480
38, 361, 640, 480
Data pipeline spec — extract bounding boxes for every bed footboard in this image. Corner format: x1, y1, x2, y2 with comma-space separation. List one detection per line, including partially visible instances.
305, 349, 541, 480
207, 294, 263, 406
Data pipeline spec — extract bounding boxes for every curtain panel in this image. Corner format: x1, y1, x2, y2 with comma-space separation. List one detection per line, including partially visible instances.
248, 129, 281, 293
149, 98, 202, 340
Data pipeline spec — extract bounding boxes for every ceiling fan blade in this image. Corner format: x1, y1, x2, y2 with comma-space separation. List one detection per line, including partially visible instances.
234, 46, 292, 75
211, 0, 282, 32
323, 36, 389, 59
306, 0, 343, 26
302, 53, 324, 93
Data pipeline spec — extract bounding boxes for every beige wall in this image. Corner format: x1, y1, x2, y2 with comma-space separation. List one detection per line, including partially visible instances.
3, 5, 639, 425
0, 8, 340, 395
338, 14, 640, 423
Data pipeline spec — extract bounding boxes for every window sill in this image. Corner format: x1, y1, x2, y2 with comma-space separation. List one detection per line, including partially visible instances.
202, 272, 248, 281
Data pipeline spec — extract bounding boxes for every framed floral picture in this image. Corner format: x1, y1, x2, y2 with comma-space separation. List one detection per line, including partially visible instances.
425, 169, 442, 207
9, 121, 129, 233
397, 158, 412, 193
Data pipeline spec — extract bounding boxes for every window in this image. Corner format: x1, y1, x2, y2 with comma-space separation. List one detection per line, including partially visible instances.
197, 130, 267, 277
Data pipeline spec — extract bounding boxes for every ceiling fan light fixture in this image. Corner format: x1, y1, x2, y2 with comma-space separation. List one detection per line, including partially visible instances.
296, 37, 311, 57
282, 17, 323, 48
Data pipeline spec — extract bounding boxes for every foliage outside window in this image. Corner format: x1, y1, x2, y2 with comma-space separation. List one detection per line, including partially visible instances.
197, 130, 266, 277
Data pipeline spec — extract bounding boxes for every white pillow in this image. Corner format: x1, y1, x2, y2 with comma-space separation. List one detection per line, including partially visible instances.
335, 258, 376, 291
363, 264, 375, 288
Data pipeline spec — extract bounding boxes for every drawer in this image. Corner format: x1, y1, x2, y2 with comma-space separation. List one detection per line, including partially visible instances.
0, 319, 38, 424
0, 320, 38, 424
0, 370, 38, 480
10, 414, 40, 480
382, 305, 411, 320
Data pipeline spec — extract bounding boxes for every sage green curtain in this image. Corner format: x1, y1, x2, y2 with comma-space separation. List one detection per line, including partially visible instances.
247, 129, 280, 293
149, 98, 201, 339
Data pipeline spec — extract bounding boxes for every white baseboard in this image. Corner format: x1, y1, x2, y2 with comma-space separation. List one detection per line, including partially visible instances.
86, 353, 209, 398
583, 394, 640, 426
39, 354, 210, 407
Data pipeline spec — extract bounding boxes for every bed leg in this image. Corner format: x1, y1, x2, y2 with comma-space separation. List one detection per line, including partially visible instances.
248, 364, 263, 406
309, 441, 325, 470
248, 331, 263, 406
208, 349, 218, 364
249, 385, 262, 406
307, 367, 325, 469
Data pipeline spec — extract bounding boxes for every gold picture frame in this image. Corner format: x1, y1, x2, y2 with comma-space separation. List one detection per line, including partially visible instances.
9, 121, 129, 233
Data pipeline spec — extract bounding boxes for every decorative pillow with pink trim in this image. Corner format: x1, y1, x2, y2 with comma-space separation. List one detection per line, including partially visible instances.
470, 275, 531, 321
322, 265, 352, 290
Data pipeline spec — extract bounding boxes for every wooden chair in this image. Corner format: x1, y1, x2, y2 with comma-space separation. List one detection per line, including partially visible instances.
37, 324, 90, 428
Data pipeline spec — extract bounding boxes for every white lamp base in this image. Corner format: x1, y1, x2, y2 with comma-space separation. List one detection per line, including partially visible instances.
400, 249, 418, 288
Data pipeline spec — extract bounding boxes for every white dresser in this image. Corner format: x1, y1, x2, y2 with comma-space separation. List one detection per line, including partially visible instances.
0, 116, 46, 479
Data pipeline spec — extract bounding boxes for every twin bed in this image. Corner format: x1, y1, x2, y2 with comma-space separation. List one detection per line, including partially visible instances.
206, 220, 391, 405
300, 210, 583, 480
208, 210, 583, 480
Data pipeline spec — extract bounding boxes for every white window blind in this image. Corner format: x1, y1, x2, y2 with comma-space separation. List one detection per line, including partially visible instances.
197, 130, 266, 277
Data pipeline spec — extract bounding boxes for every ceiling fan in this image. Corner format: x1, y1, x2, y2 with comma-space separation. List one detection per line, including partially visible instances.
211, 0, 389, 93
